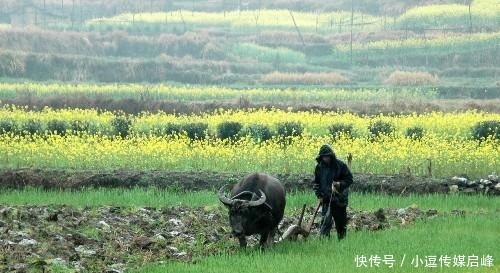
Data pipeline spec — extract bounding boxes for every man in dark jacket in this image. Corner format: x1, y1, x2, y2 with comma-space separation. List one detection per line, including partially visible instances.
313, 144, 353, 240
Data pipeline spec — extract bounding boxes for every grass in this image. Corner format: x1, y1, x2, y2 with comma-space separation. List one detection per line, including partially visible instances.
1, 188, 498, 213
0, 82, 439, 103
135, 214, 500, 273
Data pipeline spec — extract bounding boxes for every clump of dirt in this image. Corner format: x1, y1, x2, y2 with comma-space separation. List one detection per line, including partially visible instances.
280, 205, 438, 236
1, 169, 499, 195
0, 204, 443, 272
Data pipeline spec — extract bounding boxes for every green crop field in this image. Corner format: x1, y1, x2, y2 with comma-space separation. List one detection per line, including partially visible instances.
1, 189, 499, 213
0, 82, 438, 102
137, 215, 500, 273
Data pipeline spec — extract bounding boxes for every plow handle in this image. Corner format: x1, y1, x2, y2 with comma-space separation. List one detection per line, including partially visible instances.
297, 204, 306, 227
307, 200, 322, 233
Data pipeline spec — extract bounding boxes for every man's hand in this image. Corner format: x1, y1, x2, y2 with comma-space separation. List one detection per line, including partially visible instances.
332, 182, 341, 193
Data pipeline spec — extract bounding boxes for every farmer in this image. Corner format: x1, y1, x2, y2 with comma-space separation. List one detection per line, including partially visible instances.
313, 144, 353, 240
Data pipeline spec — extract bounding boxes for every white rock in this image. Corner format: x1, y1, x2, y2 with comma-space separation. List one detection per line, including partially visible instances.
397, 208, 406, 215
467, 180, 477, 186
11, 231, 29, 238
98, 221, 111, 232
138, 208, 150, 213
168, 218, 183, 226
494, 183, 500, 192
49, 258, 66, 266
167, 231, 180, 237
71, 261, 85, 271
14, 264, 26, 270
480, 179, 492, 185
54, 235, 66, 242
75, 245, 96, 257
449, 185, 459, 193
173, 251, 187, 258
108, 263, 125, 273
18, 239, 37, 246
167, 246, 179, 252
451, 176, 468, 183
152, 234, 166, 242
488, 174, 498, 183
0, 239, 16, 246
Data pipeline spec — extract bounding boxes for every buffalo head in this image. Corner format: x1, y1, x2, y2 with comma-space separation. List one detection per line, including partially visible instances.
218, 186, 268, 237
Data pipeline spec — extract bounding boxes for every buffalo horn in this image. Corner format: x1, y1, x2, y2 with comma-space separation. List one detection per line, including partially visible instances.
218, 185, 233, 206
247, 190, 267, 207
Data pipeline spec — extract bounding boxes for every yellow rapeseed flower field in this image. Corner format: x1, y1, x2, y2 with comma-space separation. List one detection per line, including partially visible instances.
0, 134, 497, 178
0, 107, 497, 178
1, 106, 498, 138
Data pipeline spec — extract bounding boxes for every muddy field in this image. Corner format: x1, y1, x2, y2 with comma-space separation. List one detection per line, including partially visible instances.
0, 204, 448, 273
1, 169, 499, 195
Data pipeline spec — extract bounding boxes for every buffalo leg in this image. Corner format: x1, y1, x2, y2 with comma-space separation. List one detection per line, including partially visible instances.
259, 232, 269, 248
266, 229, 275, 246
259, 230, 275, 248
238, 236, 247, 248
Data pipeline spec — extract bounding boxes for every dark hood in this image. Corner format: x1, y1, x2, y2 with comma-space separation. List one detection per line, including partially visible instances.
315, 144, 337, 163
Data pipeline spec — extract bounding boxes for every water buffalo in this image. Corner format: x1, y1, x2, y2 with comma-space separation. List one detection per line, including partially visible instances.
218, 172, 286, 248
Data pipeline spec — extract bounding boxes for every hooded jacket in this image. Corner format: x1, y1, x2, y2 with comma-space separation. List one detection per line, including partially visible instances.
313, 144, 353, 207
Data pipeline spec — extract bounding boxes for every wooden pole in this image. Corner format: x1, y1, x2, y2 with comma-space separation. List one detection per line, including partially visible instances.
315, 12, 318, 33
71, 0, 75, 28
468, 0, 473, 34
297, 204, 306, 227
289, 10, 306, 48
350, 0, 354, 66
179, 9, 186, 32
79, 0, 83, 25
427, 158, 432, 177
43, 0, 46, 26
